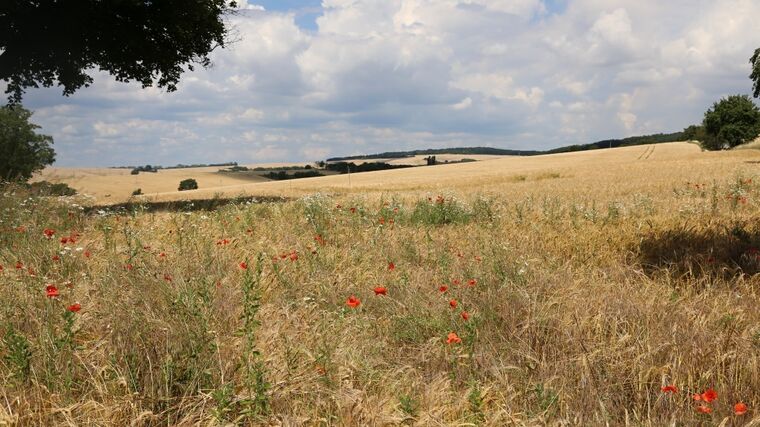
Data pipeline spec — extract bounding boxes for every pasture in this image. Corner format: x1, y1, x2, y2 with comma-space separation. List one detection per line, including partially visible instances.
2, 142, 760, 425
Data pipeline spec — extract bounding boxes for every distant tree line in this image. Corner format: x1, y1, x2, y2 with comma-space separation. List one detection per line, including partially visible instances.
164, 162, 237, 170
220, 164, 315, 173
130, 165, 158, 174
324, 133, 689, 162
324, 162, 414, 174
544, 132, 686, 154
128, 162, 238, 174
326, 147, 541, 162
265, 170, 324, 180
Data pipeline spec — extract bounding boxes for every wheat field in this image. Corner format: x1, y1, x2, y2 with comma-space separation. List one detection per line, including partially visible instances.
3, 142, 760, 425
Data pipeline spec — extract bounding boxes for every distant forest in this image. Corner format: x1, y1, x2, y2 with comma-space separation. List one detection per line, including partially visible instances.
325, 131, 685, 161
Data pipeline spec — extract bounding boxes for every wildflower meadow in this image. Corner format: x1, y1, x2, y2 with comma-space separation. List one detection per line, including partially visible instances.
1, 161, 759, 425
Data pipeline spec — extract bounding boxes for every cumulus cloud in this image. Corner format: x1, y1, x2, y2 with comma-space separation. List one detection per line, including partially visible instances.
17, 0, 760, 166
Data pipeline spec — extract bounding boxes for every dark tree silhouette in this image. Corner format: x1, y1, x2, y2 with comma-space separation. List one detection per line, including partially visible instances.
751, 48, 760, 98
0, 0, 237, 103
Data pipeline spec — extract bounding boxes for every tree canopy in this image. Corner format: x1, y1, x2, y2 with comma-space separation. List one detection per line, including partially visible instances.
0, 0, 237, 103
752, 48, 760, 98
0, 105, 55, 181
701, 94, 760, 150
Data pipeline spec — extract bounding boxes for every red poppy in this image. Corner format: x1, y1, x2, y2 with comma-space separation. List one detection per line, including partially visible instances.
461, 311, 470, 321
452, 279, 461, 286
67, 303, 81, 313
314, 234, 326, 245
374, 286, 387, 296
125, 264, 134, 271
0, 265, 3, 272
439, 285, 448, 293
335, 204, 342, 209
46, 285, 59, 298
446, 332, 462, 344
15, 261, 23, 270
660, 385, 677, 393
388, 262, 395, 271
43, 228, 55, 238
379, 218, 386, 225
52, 255, 61, 262
467, 279, 477, 287
696, 405, 712, 414
449, 299, 458, 309
474, 256, 482, 262
84, 250, 91, 258
693, 394, 702, 401
734, 402, 748, 415
349, 207, 356, 214
239, 262, 248, 270
289, 251, 298, 261
159, 252, 166, 259
701, 388, 717, 403
346, 296, 361, 308
60, 236, 69, 244
163, 273, 173, 282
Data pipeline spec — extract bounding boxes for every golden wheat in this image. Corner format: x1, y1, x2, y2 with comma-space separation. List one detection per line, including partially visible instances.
2, 142, 759, 425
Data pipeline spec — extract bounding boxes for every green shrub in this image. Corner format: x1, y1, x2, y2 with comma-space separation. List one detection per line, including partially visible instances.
410, 195, 471, 225
24, 180, 77, 196
178, 178, 198, 191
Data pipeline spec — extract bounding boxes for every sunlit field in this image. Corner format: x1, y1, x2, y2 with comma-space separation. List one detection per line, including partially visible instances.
2, 142, 760, 425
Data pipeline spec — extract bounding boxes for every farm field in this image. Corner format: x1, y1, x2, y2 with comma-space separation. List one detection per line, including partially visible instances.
3, 142, 760, 425
34, 155, 506, 204
339, 154, 507, 166
39, 142, 759, 205
34, 165, 280, 203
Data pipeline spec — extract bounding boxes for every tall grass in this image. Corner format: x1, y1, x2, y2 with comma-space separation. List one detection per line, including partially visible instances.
0, 176, 759, 425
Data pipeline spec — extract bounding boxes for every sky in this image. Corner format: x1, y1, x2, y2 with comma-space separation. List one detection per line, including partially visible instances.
13, 0, 760, 167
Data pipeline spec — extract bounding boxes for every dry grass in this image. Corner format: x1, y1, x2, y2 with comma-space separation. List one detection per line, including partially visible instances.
736, 137, 760, 151
33, 166, 270, 202
2, 142, 760, 425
